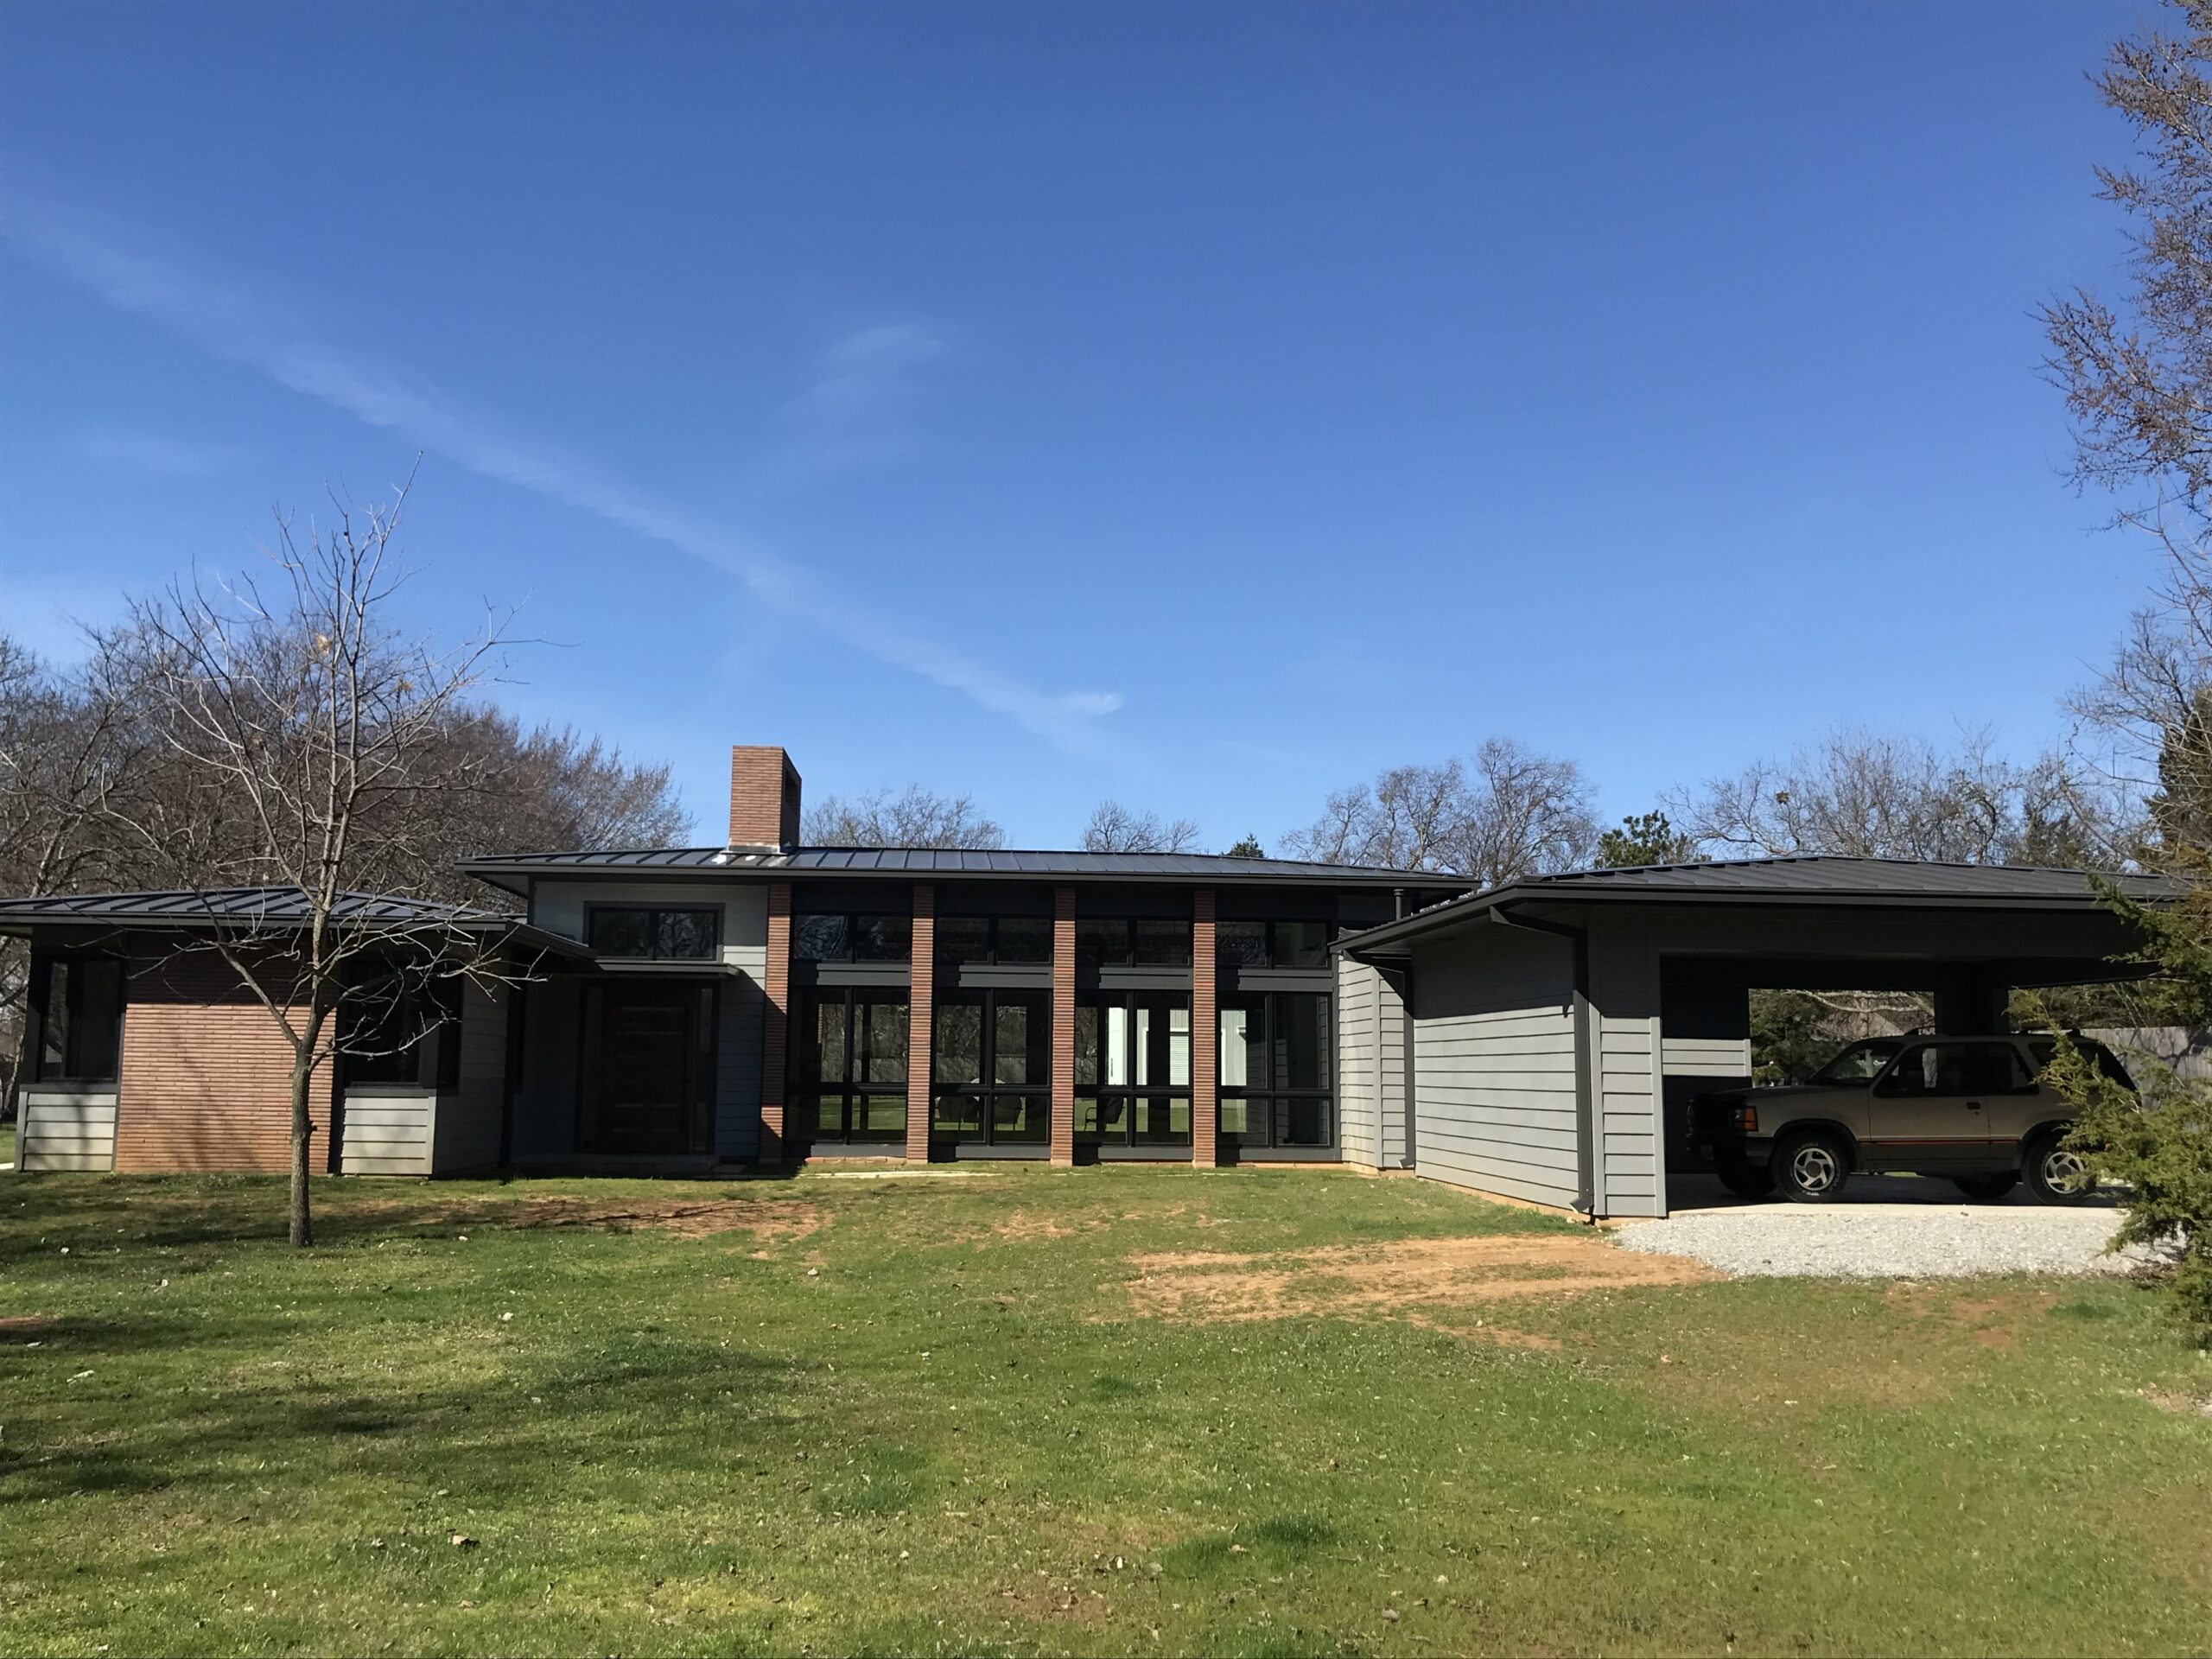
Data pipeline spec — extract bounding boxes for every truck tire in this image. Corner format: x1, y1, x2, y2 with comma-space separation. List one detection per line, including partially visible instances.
1772, 1128, 1852, 1204
1716, 1158, 1777, 1200
2024, 1130, 2097, 1205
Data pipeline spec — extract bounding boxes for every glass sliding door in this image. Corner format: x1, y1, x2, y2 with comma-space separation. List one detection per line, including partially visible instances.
1219, 990, 1333, 1151
791, 988, 910, 1147
932, 988, 1050, 1147
1075, 990, 1192, 1149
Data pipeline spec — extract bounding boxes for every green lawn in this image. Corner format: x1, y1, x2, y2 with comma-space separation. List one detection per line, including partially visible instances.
1, 1166, 2208, 1657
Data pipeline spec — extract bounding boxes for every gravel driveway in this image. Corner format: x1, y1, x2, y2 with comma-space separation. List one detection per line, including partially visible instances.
1613, 1174, 2170, 1280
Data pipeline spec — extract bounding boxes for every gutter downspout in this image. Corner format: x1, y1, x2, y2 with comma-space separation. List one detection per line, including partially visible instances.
1489, 906, 1597, 1222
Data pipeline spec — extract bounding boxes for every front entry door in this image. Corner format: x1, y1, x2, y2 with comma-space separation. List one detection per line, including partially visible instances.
1869, 1039, 2013, 1170
582, 982, 715, 1155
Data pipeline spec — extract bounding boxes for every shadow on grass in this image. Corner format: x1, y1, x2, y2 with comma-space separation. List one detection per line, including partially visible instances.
0, 1173, 825, 1258
0, 1330, 807, 1507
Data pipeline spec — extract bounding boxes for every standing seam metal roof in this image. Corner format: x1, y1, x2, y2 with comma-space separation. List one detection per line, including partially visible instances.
0, 887, 512, 925
457, 845, 1467, 883
1334, 855, 2182, 954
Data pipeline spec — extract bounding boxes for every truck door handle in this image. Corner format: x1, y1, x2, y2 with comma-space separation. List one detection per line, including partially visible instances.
1966, 1100, 1982, 1110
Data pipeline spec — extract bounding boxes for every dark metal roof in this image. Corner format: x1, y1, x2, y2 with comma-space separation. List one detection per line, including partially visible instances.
0, 887, 589, 957
1338, 855, 2183, 954
1519, 855, 2180, 902
460, 844, 1471, 895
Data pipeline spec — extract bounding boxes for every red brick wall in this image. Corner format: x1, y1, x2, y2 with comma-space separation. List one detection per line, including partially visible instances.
728, 746, 801, 849
906, 884, 935, 1161
1051, 887, 1077, 1166
1192, 889, 1218, 1167
761, 882, 792, 1162
114, 945, 329, 1174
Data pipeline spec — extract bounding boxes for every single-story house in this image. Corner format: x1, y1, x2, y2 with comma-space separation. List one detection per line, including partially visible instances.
2, 743, 2173, 1216
4, 745, 1466, 1180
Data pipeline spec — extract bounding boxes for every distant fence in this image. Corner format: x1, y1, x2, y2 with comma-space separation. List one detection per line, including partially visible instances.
2083, 1027, 2212, 1082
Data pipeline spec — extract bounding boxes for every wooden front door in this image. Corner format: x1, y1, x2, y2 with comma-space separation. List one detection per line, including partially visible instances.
582, 982, 714, 1155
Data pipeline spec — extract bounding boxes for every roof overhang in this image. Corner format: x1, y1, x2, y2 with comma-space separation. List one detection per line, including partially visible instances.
1336, 867, 2182, 963
0, 907, 594, 963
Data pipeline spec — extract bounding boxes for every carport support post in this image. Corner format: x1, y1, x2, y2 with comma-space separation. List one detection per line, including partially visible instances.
1933, 974, 2009, 1035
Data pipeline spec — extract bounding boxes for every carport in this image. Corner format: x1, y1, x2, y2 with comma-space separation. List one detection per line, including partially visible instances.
1334, 856, 2177, 1219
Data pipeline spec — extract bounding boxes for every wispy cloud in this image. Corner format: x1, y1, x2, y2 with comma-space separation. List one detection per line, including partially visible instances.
758, 318, 955, 484
0, 189, 1126, 755
70, 424, 251, 478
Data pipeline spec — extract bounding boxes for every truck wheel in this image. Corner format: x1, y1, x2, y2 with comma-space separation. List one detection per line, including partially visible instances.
1772, 1129, 1851, 1204
2024, 1131, 2097, 1205
1716, 1159, 1777, 1200
1952, 1172, 2020, 1201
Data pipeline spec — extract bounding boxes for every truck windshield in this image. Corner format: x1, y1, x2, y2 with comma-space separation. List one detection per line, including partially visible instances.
1809, 1039, 1907, 1086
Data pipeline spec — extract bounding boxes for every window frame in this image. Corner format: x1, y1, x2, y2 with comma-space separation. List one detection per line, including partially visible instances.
1872, 1039, 2040, 1099
586, 904, 723, 962
28, 950, 126, 1086
340, 976, 462, 1090
1217, 988, 1336, 1150
931, 986, 1052, 1147
1215, 918, 1335, 970
1074, 917, 1194, 969
932, 913, 1052, 966
789, 985, 911, 1146
792, 910, 912, 964
1074, 988, 1194, 1147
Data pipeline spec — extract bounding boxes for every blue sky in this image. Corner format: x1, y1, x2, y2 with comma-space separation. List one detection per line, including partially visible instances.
0, 1, 2165, 849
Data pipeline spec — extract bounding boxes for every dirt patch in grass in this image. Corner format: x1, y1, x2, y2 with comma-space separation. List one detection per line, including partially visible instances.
1121, 1233, 1715, 1326
495, 1197, 827, 1243
1884, 1285, 2060, 1351
977, 1210, 1103, 1243
2139, 1386, 2212, 1418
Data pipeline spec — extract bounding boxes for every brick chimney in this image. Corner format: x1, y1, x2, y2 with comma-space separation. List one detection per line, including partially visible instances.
728, 746, 802, 851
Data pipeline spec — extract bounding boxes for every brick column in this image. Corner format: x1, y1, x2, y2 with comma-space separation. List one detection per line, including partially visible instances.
1192, 889, 1218, 1167
1051, 886, 1077, 1166
761, 881, 792, 1164
906, 884, 935, 1162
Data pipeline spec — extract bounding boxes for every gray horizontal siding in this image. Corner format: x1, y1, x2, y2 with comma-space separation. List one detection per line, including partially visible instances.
1410, 926, 1580, 1211
1337, 958, 1378, 1166
433, 982, 506, 1174
19, 1089, 118, 1172
339, 1088, 434, 1177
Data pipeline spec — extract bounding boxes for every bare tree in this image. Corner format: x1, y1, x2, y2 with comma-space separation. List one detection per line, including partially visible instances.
803, 785, 1007, 849
1281, 738, 1599, 887
85, 481, 532, 1245
1663, 729, 2126, 868
2037, 0, 2212, 1334
1081, 801, 1203, 855
401, 711, 690, 900
0, 634, 147, 1114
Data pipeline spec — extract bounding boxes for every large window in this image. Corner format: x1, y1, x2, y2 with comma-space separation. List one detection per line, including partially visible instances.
934, 914, 1052, 964
1219, 990, 1333, 1148
588, 906, 720, 960
791, 988, 909, 1144
343, 979, 461, 1089
1075, 991, 1192, 1147
31, 955, 124, 1084
1075, 918, 1192, 969
1215, 918, 1332, 969
932, 988, 1051, 1145
795, 912, 912, 963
